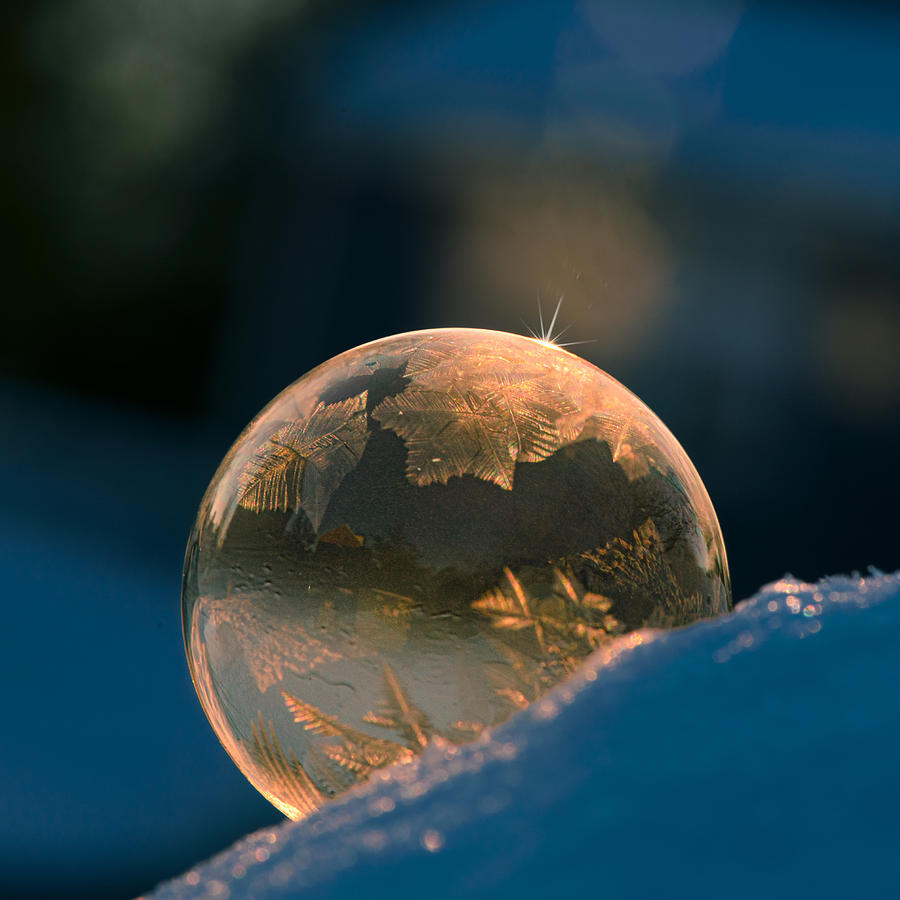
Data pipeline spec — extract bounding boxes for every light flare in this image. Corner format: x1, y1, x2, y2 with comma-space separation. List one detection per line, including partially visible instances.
523, 296, 596, 349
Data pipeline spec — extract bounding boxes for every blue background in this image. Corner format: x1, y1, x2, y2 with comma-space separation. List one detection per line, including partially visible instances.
2, 2, 899, 897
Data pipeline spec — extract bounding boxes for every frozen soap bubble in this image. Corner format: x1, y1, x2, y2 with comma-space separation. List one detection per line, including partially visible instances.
183, 328, 730, 819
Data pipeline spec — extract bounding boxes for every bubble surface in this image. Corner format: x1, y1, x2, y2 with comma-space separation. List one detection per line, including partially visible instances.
183, 328, 730, 819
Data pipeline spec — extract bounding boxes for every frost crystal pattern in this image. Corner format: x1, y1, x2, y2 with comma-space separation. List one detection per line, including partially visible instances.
183, 328, 731, 820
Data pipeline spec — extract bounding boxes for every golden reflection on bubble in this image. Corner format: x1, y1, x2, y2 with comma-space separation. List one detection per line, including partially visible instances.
183, 328, 730, 820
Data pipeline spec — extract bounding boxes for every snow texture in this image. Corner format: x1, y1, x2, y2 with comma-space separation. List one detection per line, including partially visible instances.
146, 571, 900, 900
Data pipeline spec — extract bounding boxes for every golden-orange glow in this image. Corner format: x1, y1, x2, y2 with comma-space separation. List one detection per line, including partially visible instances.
184, 328, 730, 820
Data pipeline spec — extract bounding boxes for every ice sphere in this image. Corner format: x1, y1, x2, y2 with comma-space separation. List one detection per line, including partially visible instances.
182, 328, 730, 819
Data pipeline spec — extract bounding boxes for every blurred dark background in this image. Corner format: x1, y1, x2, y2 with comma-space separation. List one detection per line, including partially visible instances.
2, 1, 899, 897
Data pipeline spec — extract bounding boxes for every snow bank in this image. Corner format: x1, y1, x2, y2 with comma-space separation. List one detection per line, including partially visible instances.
147, 571, 900, 900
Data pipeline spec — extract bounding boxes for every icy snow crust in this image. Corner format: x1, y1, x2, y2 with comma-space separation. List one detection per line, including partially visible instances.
149, 572, 900, 900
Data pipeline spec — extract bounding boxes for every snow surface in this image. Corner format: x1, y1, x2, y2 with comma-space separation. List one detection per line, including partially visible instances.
147, 571, 900, 900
